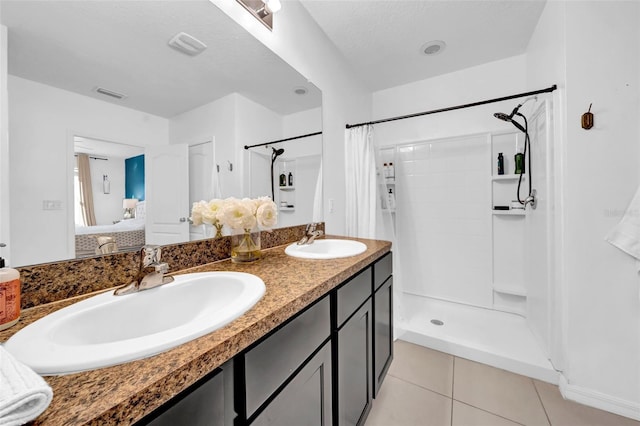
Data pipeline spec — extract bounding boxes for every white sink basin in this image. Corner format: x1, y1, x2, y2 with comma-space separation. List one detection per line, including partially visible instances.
4, 272, 265, 375
285, 239, 367, 259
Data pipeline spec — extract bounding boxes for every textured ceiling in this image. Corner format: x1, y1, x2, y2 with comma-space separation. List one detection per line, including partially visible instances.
300, 0, 547, 91
0, 0, 321, 118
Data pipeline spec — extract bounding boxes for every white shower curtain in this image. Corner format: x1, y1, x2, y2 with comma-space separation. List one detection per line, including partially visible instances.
345, 125, 377, 238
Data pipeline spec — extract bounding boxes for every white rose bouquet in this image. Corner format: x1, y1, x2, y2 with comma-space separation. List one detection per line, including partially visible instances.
190, 196, 278, 242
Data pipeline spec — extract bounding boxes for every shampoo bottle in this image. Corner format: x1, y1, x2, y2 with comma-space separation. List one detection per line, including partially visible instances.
0, 257, 20, 331
497, 153, 505, 175
288, 172, 293, 186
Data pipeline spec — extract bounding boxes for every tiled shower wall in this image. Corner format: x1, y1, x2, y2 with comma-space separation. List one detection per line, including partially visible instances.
395, 135, 493, 308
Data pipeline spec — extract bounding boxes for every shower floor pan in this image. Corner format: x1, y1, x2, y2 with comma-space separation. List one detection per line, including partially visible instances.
399, 293, 559, 384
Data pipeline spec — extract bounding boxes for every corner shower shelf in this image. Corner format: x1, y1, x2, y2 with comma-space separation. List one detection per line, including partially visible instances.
493, 283, 527, 297
492, 174, 527, 181
279, 207, 295, 212
492, 210, 526, 216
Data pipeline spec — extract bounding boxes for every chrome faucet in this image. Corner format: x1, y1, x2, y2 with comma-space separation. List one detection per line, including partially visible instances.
114, 245, 174, 296
297, 223, 324, 245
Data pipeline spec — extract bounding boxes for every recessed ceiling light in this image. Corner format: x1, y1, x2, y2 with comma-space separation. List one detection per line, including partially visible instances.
293, 87, 308, 95
420, 40, 446, 56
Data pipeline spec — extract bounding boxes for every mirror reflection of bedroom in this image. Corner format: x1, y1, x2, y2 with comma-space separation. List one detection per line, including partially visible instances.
73, 136, 146, 258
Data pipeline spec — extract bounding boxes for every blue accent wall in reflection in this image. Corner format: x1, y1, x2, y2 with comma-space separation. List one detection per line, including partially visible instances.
125, 154, 145, 201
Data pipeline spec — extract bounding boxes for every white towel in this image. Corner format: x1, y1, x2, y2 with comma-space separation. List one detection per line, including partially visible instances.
0, 346, 53, 426
605, 186, 640, 270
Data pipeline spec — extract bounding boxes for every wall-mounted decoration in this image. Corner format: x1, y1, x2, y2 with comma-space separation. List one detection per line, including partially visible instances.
102, 175, 110, 194
581, 103, 594, 130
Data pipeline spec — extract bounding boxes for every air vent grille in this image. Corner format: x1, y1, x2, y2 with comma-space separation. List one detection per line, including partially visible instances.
94, 87, 127, 100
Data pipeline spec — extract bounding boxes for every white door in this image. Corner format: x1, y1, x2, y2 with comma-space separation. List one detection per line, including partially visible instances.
188, 140, 215, 242
145, 145, 190, 245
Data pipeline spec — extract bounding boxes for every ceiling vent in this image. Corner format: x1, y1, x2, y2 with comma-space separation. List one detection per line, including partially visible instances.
168, 32, 207, 56
94, 87, 127, 100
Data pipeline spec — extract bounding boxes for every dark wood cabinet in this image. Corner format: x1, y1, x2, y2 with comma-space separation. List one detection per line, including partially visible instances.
139, 251, 393, 426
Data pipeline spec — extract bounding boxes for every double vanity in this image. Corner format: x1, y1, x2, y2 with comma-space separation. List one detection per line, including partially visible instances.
0, 229, 392, 425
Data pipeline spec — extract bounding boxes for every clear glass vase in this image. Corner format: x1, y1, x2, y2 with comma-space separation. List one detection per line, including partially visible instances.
230, 229, 261, 263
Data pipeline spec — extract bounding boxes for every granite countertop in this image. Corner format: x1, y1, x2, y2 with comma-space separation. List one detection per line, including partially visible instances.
0, 237, 391, 425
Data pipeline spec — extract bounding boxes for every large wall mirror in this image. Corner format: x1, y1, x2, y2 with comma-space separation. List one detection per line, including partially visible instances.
1, 0, 322, 267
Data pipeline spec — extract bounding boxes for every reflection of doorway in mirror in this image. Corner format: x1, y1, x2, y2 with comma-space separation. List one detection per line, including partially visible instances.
72, 136, 145, 258
188, 140, 216, 242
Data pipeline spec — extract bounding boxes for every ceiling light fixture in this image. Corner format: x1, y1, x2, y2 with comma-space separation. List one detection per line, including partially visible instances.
168, 32, 207, 57
420, 40, 446, 56
236, 0, 281, 30
293, 87, 308, 95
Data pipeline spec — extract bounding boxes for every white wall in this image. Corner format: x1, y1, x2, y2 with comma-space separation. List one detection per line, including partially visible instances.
89, 156, 126, 225
0, 25, 8, 264
8, 75, 169, 266
236, 94, 283, 197
169, 93, 238, 198
541, 1, 639, 418
211, 0, 371, 235
372, 55, 529, 147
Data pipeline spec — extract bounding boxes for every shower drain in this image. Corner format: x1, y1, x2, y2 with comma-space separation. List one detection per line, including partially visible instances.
430, 319, 444, 326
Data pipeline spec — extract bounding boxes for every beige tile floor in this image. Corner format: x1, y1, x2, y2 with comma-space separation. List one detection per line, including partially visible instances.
366, 341, 640, 426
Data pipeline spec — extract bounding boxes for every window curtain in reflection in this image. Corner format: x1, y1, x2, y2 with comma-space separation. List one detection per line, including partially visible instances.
345, 125, 376, 238
77, 153, 97, 226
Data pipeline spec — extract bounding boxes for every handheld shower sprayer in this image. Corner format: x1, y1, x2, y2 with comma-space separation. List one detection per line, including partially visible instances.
493, 96, 537, 133
493, 96, 537, 209
270, 147, 285, 201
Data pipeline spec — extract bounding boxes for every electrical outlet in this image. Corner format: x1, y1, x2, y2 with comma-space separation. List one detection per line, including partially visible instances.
42, 200, 62, 210
328, 198, 334, 213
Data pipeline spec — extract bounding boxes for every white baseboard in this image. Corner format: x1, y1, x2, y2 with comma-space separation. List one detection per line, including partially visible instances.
559, 375, 640, 421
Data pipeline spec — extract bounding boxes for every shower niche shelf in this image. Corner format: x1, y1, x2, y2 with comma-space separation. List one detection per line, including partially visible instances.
491, 133, 527, 316
493, 283, 527, 297
491, 174, 527, 181
277, 159, 296, 214
492, 210, 526, 216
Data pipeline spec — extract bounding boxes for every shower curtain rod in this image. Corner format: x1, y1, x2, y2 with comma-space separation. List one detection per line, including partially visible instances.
345, 84, 557, 129
244, 131, 323, 150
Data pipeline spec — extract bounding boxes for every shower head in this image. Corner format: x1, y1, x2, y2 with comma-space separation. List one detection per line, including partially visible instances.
271, 147, 285, 163
493, 97, 537, 133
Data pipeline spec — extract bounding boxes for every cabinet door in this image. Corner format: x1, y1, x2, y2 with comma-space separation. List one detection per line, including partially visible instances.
373, 277, 393, 397
337, 299, 372, 426
138, 361, 233, 426
251, 341, 332, 426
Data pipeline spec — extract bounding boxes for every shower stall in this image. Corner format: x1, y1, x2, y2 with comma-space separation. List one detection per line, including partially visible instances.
380, 99, 559, 383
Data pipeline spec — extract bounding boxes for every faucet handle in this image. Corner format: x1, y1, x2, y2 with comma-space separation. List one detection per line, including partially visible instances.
141, 245, 162, 266
308, 222, 317, 233
154, 262, 169, 274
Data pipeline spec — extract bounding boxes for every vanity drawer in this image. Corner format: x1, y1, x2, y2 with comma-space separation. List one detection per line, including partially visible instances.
373, 252, 393, 291
337, 268, 372, 327
244, 295, 330, 418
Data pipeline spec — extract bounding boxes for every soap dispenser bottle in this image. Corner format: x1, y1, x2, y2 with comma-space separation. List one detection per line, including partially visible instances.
497, 153, 505, 175
0, 257, 20, 331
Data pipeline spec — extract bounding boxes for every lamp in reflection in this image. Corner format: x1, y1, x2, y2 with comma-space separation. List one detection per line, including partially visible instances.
123, 198, 138, 220
236, 0, 281, 30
